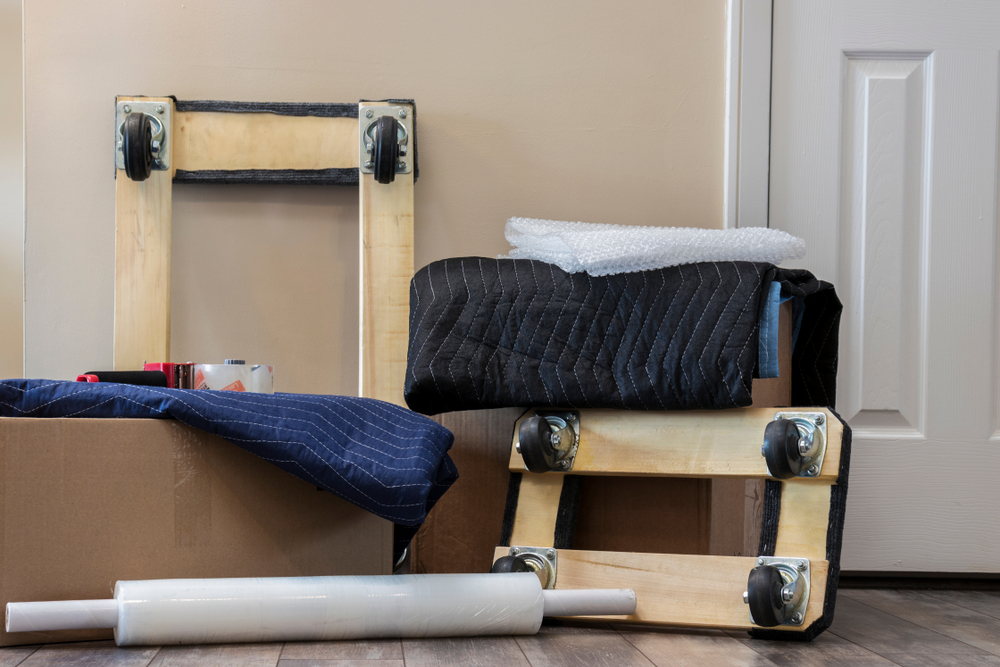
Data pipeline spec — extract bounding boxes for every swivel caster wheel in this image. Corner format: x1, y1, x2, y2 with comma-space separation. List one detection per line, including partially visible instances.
490, 555, 530, 574
372, 115, 400, 185
762, 418, 803, 479
744, 558, 810, 627
122, 112, 154, 182
517, 415, 560, 474
491, 549, 556, 588
746, 564, 786, 627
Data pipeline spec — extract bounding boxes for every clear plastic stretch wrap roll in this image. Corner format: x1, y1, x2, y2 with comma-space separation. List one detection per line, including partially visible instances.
7, 574, 636, 646
114, 574, 543, 645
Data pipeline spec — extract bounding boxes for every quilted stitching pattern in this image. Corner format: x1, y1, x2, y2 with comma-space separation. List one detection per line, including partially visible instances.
405, 259, 840, 414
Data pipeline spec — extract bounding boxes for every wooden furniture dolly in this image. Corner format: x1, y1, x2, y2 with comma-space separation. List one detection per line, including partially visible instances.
112, 96, 414, 407
112, 95, 418, 569
491, 405, 850, 638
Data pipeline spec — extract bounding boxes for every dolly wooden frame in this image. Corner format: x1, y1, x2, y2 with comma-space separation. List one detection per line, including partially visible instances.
494, 406, 844, 632
112, 96, 413, 407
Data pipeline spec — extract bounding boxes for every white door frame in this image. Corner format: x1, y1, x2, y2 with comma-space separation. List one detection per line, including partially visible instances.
724, 0, 774, 229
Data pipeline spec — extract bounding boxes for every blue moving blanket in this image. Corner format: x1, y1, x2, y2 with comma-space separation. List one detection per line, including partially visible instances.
0, 379, 457, 558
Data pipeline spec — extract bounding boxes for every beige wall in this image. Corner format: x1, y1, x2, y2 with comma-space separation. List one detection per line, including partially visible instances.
0, 0, 21, 379
24, 1, 725, 389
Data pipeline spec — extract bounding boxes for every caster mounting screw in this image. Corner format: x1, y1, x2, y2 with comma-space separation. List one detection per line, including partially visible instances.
567, 413, 577, 421
154, 158, 163, 166
123, 105, 131, 113
761, 445, 765, 457
156, 105, 164, 114
814, 414, 825, 425
791, 612, 804, 624
546, 549, 555, 561
399, 109, 407, 118
510, 547, 520, 556
806, 465, 819, 476
757, 558, 765, 566
364, 160, 374, 169
397, 161, 406, 170
743, 591, 749, 604
365, 109, 374, 118
798, 560, 808, 571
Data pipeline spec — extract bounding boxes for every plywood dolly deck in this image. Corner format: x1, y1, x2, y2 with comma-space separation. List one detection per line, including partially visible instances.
492, 406, 850, 639
113, 96, 418, 569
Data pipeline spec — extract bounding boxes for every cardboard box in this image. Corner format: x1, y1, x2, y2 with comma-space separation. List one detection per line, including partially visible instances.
0, 418, 392, 647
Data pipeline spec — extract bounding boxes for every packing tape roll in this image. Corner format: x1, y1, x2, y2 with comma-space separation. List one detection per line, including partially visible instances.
193, 364, 273, 394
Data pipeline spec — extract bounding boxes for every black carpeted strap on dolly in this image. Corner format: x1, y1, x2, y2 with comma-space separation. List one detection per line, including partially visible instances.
174, 100, 358, 117
751, 409, 852, 641
553, 476, 582, 549
498, 472, 521, 548
173, 168, 359, 185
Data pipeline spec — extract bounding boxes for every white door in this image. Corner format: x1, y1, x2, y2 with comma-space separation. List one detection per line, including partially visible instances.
769, 1, 1000, 572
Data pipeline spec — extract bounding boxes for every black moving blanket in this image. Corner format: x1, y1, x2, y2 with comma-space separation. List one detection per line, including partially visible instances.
405, 258, 841, 415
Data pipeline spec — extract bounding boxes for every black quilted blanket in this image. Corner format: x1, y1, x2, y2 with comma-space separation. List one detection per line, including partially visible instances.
405, 258, 841, 414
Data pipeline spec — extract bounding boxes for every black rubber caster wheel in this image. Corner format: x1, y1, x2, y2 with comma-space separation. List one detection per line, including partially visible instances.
122, 112, 153, 182
762, 418, 802, 479
518, 415, 559, 474
490, 555, 530, 573
747, 564, 786, 627
372, 115, 400, 185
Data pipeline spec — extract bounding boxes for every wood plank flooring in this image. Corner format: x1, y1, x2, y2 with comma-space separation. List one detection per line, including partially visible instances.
2, 589, 999, 666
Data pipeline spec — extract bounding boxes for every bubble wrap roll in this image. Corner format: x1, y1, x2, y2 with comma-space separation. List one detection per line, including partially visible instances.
504, 217, 807, 276
113, 574, 544, 646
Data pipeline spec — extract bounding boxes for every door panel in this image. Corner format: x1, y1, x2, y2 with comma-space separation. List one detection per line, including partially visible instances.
771, 1, 1000, 571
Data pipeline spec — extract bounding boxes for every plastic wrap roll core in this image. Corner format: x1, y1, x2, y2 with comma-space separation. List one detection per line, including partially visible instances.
6, 574, 637, 646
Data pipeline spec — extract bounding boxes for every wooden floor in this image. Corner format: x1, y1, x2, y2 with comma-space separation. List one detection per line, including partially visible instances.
3, 588, 1000, 666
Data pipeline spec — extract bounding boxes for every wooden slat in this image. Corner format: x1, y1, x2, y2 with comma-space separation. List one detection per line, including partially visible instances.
493, 547, 827, 632
774, 481, 833, 562
509, 474, 565, 548
114, 96, 174, 370
359, 104, 413, 407
173, 112, 358, 171
509, 408, 844, 481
